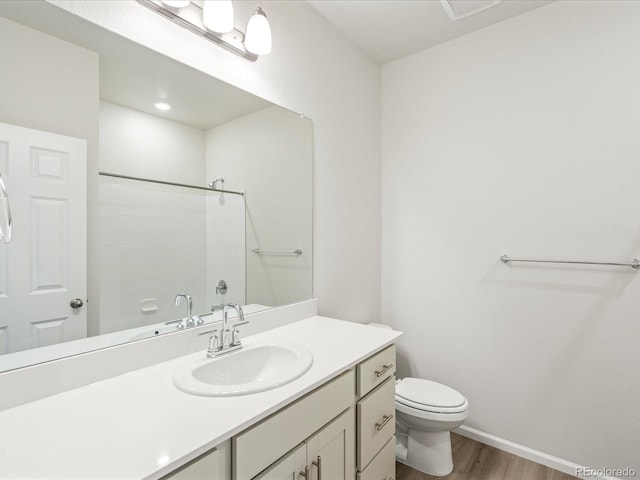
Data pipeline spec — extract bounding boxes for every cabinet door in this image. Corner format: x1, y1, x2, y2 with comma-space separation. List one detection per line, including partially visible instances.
253, 444, 307, 480
306, 409, 355, 480
234, 370, 355, 480
162, 441, 230, 479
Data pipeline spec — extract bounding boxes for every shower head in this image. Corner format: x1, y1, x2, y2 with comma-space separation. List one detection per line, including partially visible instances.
209, 178, 225, 189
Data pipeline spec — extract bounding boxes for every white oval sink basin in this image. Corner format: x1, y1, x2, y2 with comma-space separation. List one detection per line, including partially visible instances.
173, 343, 313, 397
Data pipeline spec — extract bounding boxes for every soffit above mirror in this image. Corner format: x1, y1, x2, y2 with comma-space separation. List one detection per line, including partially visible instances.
0, 1, 271, 129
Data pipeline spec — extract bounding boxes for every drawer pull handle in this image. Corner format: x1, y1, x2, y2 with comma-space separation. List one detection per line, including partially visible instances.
375, 363, 393, 377
299, 465, 309, 478
375, 413, 394, 431
312, 455, 321, 479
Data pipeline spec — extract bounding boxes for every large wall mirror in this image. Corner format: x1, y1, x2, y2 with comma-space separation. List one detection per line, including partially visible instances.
0, 1, 313, 372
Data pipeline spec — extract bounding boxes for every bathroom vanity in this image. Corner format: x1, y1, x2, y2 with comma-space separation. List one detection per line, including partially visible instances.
0, 316, 401, 479
168, 345, 397, 480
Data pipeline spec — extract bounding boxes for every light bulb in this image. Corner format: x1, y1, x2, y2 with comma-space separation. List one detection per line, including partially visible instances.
244, 7, 271, 55
161, 1, 190, 8
202, 0, 234, 34
154, 102, 171, 111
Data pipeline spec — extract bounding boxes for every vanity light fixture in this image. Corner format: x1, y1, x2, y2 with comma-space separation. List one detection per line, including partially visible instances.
137, 0, 272, 61
244, 7, 271, 55
202, 0, 234, 34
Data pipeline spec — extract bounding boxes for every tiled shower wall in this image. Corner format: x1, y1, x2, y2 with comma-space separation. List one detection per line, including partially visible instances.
99, 178, 246, 334
99, 178, 208, 334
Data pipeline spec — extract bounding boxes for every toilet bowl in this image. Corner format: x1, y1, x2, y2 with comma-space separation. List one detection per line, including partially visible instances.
395, 377, 468, 476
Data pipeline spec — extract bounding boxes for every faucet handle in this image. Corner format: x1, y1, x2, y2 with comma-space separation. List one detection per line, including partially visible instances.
166, 318, 185, 329
230, 321, 249, 346
230, 328, 241, 347
203, 329, 219, 357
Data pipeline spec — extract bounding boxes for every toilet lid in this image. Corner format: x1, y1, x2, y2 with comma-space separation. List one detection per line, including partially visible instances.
396, 378, 466, 412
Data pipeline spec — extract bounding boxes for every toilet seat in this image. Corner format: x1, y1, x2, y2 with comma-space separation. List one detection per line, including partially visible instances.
396, 378, 468, 414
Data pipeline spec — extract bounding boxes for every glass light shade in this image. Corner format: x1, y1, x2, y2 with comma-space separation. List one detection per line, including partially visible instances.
161, 1, 190, 8
202, 0, 234, 34
244, 7, 271, 55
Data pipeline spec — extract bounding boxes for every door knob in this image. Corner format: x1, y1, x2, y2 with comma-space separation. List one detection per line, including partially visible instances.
70, 298, 84, 309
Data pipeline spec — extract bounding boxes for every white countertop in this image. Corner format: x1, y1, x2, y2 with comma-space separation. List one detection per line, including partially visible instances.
0, 316, 401, 479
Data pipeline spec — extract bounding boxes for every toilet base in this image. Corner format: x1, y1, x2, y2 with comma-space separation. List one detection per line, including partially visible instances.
397, 429, 454, 476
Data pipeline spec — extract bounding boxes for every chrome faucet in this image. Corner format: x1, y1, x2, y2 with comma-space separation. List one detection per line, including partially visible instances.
175, 294, 201, 329
208, 303, 248, 357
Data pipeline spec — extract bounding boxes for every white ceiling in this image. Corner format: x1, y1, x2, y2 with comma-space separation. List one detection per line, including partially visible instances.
307, 0, 555, 64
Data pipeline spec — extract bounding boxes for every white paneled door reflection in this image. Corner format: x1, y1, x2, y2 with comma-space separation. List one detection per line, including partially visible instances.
0, 123, 86, 354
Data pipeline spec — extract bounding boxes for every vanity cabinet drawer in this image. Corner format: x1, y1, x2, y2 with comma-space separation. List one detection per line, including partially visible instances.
357, 345, 395, 397
357, 376, 396, 470
357, 437, 395, 480
233, 369, 355, 480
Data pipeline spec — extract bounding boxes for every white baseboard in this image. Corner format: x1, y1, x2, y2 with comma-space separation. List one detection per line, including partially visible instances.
454, 425, 621, 480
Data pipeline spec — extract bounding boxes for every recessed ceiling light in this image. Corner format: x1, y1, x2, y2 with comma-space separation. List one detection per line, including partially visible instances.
154, 102, 171, 111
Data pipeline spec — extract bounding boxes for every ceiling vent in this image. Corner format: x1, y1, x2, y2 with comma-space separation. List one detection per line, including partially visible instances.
440, 0, 502, 21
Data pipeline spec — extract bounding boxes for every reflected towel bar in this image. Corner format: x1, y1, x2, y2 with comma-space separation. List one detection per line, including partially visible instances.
500, 255, 640, 269
252, 249, 302, 255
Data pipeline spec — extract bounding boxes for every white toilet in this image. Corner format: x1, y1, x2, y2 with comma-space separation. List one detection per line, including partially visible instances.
395, 377, 469, 476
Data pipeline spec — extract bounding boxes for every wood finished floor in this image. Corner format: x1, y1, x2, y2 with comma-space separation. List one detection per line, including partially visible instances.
395, 434, 579, 480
